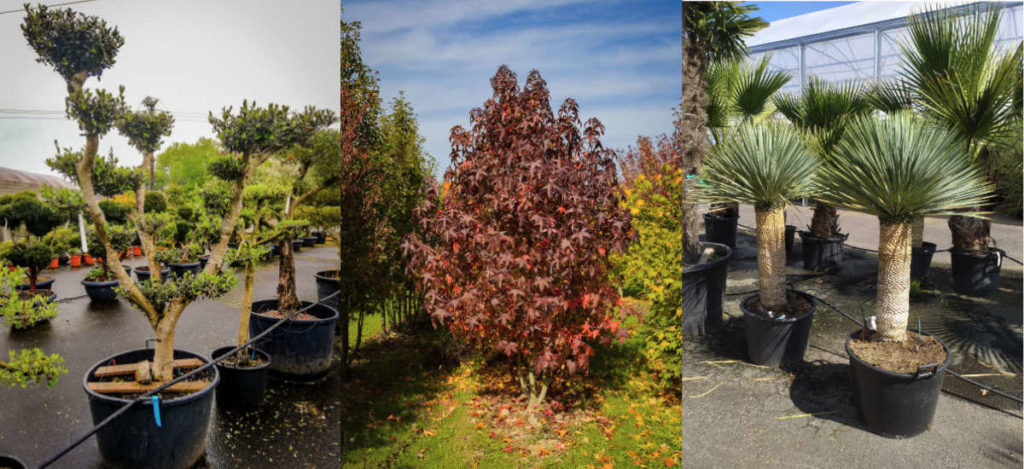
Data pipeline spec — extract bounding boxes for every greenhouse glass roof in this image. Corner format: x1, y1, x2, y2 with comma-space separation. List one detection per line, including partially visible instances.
747, 1, 1023, 95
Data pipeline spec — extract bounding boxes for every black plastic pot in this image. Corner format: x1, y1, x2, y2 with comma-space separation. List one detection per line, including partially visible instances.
315, 270, 341, 335
249, 299, 339, 380
82, 268, 131, 302
135, 266, 171, 283
785, 225, 796, 254
799, 231, 847, 272
682, 242, 733, 337
703, 213, 738, 249
846, 330, 949, 438
15, 277, 54, 291
313, 231, 326, 244
741, 291, 816, 367
168, 261, 201, 278
950, 247, 1003, 297
83, 348, 219, 469
270, 243, 280, 256
0, 455, 26, 469
910, 242, 936, 281
211, 346, 271, 411
302, 236, 317, 247
59, 254, 70, 266
199, 255, 210, 270
292, 239, 303, 252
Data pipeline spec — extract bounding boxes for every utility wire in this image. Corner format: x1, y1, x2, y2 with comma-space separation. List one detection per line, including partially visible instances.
0, 0, 97, 15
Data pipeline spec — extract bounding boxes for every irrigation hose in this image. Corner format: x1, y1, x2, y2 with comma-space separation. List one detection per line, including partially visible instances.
36, 289, 341, 469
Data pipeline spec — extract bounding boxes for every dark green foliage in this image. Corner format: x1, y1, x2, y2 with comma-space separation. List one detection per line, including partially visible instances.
208, 154, 246, 181
65, 86, 126, 136
208, 101, 295, 156
3, 242, 54, 290
39, 186, 85, 224
118, 271, 237, 316
153, 244, 204, 264
117, 96, 174, 155
98, 200, 129, 224
144, 190, 167, 213
47, 145, 141, 197
85, 224, 133, 268
20, 3, 123, 86
684, 2, 767, 63
0, 348, 67, 388
0, 195, 60, 237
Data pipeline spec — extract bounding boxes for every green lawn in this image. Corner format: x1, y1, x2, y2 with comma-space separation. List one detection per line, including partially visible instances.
339, 306, 680, 468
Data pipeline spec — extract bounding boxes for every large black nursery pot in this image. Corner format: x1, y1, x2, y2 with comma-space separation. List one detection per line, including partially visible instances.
302, 236, 317, 247
799, 231, 847, 272
83, 348, 219, 469
249, 299, 339, 381
703, 213, 738, 249
910, 242, 936, 281
315, 270, 342, 335
211, 346, 271, 411
291, 239, 304, 252
82, 267, 132, 302
135, 265, 170, 283
741, 291, 816, 368
168, 261, 201, 278
785, 225, 796, 254
846, 330, 949, 438
0, 455, 26, 469
682, 242, 733, 337
270, 243, 280, 257
198, 255, 210, 270
950, 247, 1002, 297
313, 231, 327, 244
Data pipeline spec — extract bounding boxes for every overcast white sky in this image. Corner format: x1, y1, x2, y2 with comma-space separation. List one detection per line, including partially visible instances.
345, 0, 680, 172
0, 0, 338, 176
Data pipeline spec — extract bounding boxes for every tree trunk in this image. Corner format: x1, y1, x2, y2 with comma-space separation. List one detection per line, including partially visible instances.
681, 8, 709, 264
237, 262, 255, 347
518, 370, 548, 409
810, 203, 840, 238
340, 296, 350, 372
756, 207, 787, 310
911, 216, 925, 247
152, 317, 177, 382
276, 237, 301, 312
948, 214, 991, 250
876, 222, 912, 342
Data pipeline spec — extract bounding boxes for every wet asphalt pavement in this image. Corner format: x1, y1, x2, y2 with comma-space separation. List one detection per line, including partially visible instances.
0, 245, 340, 468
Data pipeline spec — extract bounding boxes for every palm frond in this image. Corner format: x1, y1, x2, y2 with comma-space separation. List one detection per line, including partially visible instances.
684, 2, 768, 63
697, 121, 817, 209
816, 112, 993, 223
772, 76, 872, 157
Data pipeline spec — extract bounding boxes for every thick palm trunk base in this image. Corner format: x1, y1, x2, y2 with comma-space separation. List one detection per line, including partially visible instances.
810, 203, 840, 238
876, 222, 912, 342
681, 23, 708, 265
756, 207, 787, 310
948, 214, 991, 250
911, 216, 924, 247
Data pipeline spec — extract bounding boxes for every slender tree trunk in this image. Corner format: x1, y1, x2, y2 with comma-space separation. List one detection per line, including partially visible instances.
911, 216, 925, 247
756, 207, 788, 310
810, 203, 840, 238
237, 262, 255, 347
151, 304, 182, 382
876, 222, 912, 342
681, 8, 708, 264
276, 237, 301, 312
340, 296, 350, 371
948, 215, 991, 250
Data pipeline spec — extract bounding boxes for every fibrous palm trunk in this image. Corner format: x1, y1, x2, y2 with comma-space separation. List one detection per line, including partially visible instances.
948, 215, 991, 250
756, 208, 787, 310
876, 222, 912, 342
911, 216, 925, 247
810, 203, 840, 238
681, 9, 708, 265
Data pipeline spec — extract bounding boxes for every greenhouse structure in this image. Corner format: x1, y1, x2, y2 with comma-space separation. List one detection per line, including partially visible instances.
748, 1, 1023, 95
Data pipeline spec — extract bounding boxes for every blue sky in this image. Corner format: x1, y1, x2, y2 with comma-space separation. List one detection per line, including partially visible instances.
345, 0, 680, 172
751, 1, 855, 22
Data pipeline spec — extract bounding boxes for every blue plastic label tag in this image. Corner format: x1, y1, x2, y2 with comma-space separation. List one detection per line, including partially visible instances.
152, 395, 162, 428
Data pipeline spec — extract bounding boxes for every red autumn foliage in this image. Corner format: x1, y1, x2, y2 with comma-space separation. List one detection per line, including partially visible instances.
404, 66, 632, 378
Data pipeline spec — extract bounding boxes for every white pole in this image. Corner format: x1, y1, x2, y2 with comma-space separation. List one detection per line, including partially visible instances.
284, 194, 291, 213
78, 212, 88, 254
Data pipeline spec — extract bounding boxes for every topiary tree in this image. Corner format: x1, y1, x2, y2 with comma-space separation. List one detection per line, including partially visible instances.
404, 67, 632, 407
1, 266, 66, 387
24, 4, 289, 382
0, 194, 61, 292
816, 113, 992, 341
85, 224, 134, 280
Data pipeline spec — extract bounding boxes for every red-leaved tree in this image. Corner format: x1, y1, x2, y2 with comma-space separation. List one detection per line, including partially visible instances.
404, 66, 631, 407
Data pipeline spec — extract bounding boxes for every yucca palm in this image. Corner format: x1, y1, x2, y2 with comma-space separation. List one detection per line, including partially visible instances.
698, 122, 817, 309
898, 5, 1022, 249
773, 77, 872, 239
682, 1, 767, 263
817, 113, 992, 341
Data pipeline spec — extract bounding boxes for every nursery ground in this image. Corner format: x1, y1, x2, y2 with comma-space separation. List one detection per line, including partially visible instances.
0, 244, 340, 468
339, 310, 682, 468
684, 211, 1023, 468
